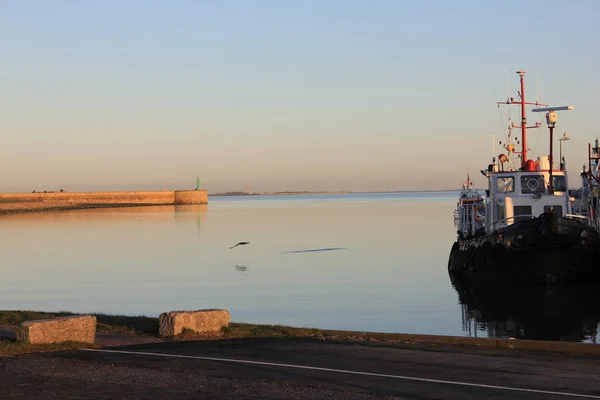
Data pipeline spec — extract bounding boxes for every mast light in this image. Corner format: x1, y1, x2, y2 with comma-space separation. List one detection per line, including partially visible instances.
546, 111, 558, 126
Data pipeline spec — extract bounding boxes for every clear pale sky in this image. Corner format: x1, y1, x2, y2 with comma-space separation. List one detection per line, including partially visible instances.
2, 1, 599, 193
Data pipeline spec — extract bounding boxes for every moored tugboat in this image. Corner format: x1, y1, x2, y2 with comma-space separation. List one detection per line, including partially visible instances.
448, 70, 600, 285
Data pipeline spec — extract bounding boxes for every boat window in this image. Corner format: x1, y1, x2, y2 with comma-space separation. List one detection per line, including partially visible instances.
544, 205, 563, 215
514, 205, 532, 222
552, 176, 567, 191
521, 175, 545, 194
496, 176, 514, 193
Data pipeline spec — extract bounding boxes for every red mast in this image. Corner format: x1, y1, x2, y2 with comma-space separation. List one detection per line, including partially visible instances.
497, 70, 545, 169
518, 70, 528, 166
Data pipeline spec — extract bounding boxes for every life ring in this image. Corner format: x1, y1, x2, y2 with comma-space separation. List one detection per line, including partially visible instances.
473, 205, 485, 222
526, 178, 540, 192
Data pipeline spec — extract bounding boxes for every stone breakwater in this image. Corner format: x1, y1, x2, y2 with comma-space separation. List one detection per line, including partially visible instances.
0, 190, 208, 214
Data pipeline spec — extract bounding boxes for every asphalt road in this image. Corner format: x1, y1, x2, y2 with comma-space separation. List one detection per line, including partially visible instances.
1, 338, 599, 399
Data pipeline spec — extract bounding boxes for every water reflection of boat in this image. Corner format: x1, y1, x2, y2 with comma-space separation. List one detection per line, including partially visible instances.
449, 274, 600, 343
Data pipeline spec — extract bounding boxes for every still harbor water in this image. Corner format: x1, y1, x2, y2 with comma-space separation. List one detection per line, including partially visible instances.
1, 192, 599, 343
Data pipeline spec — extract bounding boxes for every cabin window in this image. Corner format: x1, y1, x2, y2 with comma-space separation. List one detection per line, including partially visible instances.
513, 205, 532, 222
521, 175, 545, 194
496, 176, 514, 193
544, 205, 563, 215
552, 176, 567, 191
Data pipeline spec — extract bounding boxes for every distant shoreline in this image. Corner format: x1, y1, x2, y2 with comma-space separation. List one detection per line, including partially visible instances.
0, 189, 468, 215
208, 189, 464, 197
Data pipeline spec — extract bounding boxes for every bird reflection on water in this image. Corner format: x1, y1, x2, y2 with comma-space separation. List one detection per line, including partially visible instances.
449, 265, 600, 343
283, 247, 346, 254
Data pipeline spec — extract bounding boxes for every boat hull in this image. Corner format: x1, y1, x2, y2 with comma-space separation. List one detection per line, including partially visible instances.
448, 212, 600, 284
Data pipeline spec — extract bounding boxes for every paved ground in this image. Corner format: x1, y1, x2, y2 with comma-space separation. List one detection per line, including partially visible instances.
1, 338, 599, 399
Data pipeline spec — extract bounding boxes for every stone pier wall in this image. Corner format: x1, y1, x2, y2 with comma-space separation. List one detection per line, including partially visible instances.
0, 190, 208, 213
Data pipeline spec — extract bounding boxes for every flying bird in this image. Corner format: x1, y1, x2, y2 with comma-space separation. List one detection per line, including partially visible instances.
230, 241, 250, 249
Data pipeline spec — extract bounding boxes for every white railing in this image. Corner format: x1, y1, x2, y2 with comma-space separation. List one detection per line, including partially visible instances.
457, 203, 483, 238
484, 215, 536, 233
565, 213, 598, 229
485, 213, 595, 233
456, 206, 589, 236
564, 213, 588, 220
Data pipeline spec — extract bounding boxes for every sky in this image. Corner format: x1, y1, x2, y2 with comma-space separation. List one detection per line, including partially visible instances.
1, 0, 599, 193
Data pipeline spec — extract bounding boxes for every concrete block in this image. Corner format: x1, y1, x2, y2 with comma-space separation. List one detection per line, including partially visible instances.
15, 315, 97, 344
159, 309, 230, 337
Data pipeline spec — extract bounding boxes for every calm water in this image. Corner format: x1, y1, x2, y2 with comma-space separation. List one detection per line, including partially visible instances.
1, 192, 598, 343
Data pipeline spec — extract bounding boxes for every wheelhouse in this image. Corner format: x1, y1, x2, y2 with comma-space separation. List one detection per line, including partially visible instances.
484, 156, 570, 233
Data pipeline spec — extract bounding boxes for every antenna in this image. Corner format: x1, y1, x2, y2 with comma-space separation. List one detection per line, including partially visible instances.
538, 86, 544, 124
536, 70, 539, 104
505, 68, 510, 99
497, 70, 547, 168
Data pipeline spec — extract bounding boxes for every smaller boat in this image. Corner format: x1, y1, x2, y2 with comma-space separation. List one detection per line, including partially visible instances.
573, 138, 600, 227
453, 170, 485, 237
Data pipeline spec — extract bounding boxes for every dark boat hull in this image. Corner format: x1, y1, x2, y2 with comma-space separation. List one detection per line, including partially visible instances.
448, 212, 600, 284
